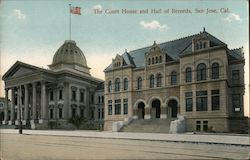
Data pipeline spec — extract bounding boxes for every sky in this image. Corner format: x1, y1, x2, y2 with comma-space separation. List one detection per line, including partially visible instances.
0, 0, 249, 116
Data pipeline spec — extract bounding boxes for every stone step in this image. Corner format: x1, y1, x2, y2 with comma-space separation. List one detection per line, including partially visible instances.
121, 118, 176, 133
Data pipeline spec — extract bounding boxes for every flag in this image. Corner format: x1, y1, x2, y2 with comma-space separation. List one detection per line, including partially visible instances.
70, 6, 81, 15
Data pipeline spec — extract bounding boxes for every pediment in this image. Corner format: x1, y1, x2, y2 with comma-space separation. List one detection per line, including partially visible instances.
2, 61, 41, 80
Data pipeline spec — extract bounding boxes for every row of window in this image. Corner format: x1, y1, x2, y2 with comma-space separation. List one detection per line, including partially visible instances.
185, 63, 220, 82
185, 90, 220, 112
50, 89, 64, 101
107, 63, 224, 92
185, 90, 242, 112
108, 99, 128, 115
108, 72, 177, 92
195, 41, 208, 50
148, 56, 163, 65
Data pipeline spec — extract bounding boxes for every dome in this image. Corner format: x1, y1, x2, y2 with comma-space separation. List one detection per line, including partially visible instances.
51, 40, 87, 67
49, 40, 90, 75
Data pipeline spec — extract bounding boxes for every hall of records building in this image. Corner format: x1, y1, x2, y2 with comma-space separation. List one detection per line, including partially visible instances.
2, 40, 104, 129
104, 29, 246, 132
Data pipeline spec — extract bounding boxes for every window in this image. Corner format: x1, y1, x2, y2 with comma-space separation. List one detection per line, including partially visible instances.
80, 91, 85, 102
115, 78, 120, 92
50, 108, 53, 119
171, 71, 177, 85
101, 96, 104, 104
59, 108, 63, 119
232, 94, 241, 112
156, 73, 162, 87
115, 99, 121, 115
152, 57, 155, 64
148, 58, 151, 65
196, 121, 201, 131
91, 94, 94, 104
123, 78, 128, 91
150, 75, 154, 88
196, 43, 199, 50
232, 70, 240, 84
203, 42, 207, 48
199, 42, 202, 49
137, 77, 142, 90
50, 91, 54, 101
196, 91, 207, 111
197, 63, 206, 81
91, 108, 94, 119
212, 63, 219, 79
98, 109, 101, 119
102, 108, 104, 119
185, 92, 193, 112
59, 89, 63, 100
108, 81, 112, 92
98, 96, 101, 104
203, 121, 208, 132
156, 57, 158, 63
212, 90, 220, 110
72, 90, 76, 101
159, 56, 162, 63
123, 99, 128, 114
185, 67, 192, 82
80, 108, 84, 117
72, 108, 76, 118
108, 100, 112, 115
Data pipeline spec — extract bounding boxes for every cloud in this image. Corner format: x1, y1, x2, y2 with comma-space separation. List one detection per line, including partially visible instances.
139, 20, 168, 30
92, 4, 102, 10
12, 9, 26, 20
224, 13, 241, 22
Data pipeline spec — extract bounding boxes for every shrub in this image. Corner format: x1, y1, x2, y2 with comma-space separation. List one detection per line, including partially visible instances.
68, 116, 86, 129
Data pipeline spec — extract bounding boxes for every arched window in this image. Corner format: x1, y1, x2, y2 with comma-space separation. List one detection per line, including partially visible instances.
212, 63, 219, 79
148, 58, 151, 65
115, 78, 120, 92
137, 77, 142, 90
203, 42, 206, 48
197, 63, 206, 81
150, 75, 154, 88
108, 81, 112, 92
152, 57, 155, 64
156, 73, 162, 87
196, 43, 199, 50
199, 42, 202, 49
156, 57, 158, 63
159, 56, 162, 63
185, 67, 192, 82
171, 71, 177, 85
123, 78, 128, 90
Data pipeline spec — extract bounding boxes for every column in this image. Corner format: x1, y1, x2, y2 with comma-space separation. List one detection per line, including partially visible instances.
144, 104, 151, 119
160, 103, 167, 119
63, 82, 69, 119
3, 88, 9, 124
40, 81, 47, 123
9, 88, 15, 125
23, 84, 29, 125
15, 86, 21, 125
32, 83, 37, 121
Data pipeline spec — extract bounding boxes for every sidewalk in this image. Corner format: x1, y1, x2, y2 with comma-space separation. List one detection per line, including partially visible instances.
1, 129, 249, 146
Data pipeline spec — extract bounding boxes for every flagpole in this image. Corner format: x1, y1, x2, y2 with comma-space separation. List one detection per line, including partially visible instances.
69, 4, 71, 40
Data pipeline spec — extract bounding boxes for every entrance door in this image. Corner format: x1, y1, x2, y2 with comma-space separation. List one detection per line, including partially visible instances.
168, 100, 178, 118
152, 99, 161, 118
137, 102, 145, 119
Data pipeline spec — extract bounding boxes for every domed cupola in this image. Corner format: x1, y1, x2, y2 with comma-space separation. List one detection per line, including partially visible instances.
49, 40, 90, 75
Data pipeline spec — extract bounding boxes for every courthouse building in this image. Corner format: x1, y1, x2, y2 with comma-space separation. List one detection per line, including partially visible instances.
104, 29, 246, 132
2, 40, 104, 129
